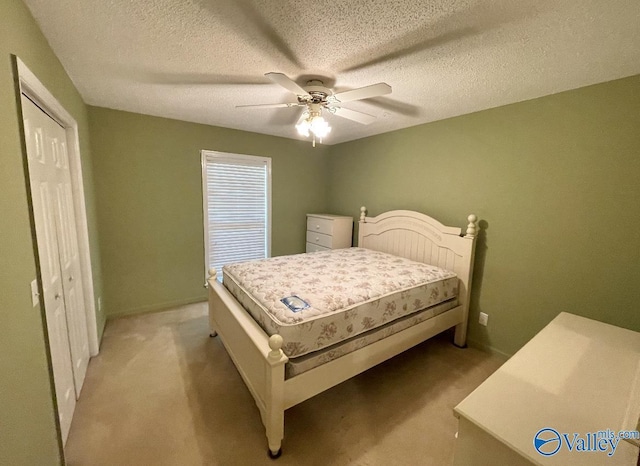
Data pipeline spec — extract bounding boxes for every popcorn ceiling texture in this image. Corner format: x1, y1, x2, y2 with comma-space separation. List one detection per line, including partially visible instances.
23, 0, 640, 144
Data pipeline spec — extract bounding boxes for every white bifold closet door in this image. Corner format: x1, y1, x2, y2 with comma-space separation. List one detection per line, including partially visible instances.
21, 94, 90, 444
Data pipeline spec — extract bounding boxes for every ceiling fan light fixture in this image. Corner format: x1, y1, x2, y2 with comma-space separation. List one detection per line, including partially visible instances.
310, 116, 331, 139
295, 118, 311, 137
296, 107, 331, 145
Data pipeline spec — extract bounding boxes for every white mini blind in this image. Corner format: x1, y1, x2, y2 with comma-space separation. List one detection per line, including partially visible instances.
202, 151, 271, 278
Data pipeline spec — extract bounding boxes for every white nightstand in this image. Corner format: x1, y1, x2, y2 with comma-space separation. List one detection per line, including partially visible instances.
306, 214, 353, 253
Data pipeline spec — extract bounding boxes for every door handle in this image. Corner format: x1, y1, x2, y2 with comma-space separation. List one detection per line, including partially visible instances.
69, 276, 74, 282
55, 293, 61, 300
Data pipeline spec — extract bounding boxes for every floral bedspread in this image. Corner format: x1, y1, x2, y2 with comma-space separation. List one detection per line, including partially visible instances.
223, 247, 458, 358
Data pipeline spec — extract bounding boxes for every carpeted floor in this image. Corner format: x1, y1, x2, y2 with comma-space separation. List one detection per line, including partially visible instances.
65, 302, 503, 466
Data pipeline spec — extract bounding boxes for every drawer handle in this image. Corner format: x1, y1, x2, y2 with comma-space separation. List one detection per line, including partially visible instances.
315, 237, 319, 242
315, 224, 320, 229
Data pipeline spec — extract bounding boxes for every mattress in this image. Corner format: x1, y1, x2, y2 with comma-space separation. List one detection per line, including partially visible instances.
222, 247, 458, 358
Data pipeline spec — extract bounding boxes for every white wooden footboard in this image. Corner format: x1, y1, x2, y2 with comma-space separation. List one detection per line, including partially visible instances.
208, 271, 287, 456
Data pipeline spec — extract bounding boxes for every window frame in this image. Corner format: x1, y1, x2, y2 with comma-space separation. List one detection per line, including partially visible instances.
201, 150, 272, 281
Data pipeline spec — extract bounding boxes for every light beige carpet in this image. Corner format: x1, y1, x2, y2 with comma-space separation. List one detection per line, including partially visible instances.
65, 303, 502, 466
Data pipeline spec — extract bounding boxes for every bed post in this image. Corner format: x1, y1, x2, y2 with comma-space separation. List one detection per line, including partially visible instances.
358, 206, 367, 245
453, 215, 478, 348
208, 269, 218, 337
265, 335, 286, 458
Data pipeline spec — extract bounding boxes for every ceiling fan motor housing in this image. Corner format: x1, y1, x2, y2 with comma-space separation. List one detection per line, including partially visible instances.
303, 79, 332, 104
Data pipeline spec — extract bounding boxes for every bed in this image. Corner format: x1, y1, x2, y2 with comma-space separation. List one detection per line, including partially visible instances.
207, 207, 478, 457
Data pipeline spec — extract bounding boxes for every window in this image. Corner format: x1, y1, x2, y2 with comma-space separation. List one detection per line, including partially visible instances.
202, 150, 271, 279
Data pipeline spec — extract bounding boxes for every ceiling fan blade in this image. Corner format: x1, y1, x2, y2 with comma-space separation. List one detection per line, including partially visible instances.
364, 96, 422, 117
268, 107, 306, 126
331, 83, 392, 103
196, 1, 302, 68
108, 65, 276, 87
236, 102, 301, 109
331, 107, 377, 125
265, 73, 310, 97
340, 28, 474, 72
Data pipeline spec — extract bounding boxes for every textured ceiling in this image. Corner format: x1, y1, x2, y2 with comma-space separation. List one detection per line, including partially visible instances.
23, 0, 640, 145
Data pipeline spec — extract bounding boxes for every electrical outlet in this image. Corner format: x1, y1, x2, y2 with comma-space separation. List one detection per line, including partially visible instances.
479, 312, 489, 326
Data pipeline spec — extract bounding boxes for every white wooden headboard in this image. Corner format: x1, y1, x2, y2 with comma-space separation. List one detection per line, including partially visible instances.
358, 206, 478, 345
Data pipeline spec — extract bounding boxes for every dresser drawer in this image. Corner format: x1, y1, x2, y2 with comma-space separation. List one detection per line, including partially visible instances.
306, 231, 333, 248
306, 242, 330, 253
306, 216, 334, 236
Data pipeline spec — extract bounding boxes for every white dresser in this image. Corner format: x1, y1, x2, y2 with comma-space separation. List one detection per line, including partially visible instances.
454, 312, 640, 466
306, 214, 353, 253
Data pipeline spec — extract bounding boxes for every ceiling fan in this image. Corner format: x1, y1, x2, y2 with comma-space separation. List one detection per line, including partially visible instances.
237, 72, 392, 146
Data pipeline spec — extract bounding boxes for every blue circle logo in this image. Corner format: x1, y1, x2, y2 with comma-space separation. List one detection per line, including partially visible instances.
534, 428, 562, 456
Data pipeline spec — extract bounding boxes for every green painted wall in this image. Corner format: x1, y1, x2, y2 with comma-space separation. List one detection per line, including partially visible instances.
88, 107, 328, 317
0, 0, 104, 464
327, 75, 640, 357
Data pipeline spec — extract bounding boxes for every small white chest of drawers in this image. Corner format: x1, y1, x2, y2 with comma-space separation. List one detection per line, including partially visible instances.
306, 214, 353, 253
